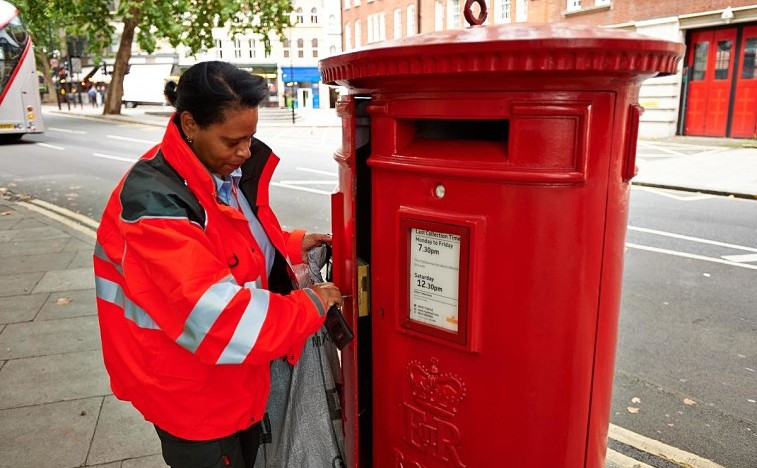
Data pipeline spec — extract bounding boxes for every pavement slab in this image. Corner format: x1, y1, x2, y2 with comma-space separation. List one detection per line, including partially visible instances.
0, 292, 48, 324
0, 237, 68, 258
33, 267, 95, 294
0, 250, 77, 274
0, 349, 110, 409
6, 217, 48, 230
3, 225, 70, 242
36, 288, 97, 321
0, 271, 44, 298
70, 247, 95, 268
87, 395, 162, 466
0, 315, 100, 360
0, 397, 102, 468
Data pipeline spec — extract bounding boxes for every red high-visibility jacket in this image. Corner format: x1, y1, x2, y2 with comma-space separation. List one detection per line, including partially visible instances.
94, 117, 326, 440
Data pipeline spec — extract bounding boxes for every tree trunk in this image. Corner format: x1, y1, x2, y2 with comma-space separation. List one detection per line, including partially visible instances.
103, 11, 139, 115
35, 49, 57, 104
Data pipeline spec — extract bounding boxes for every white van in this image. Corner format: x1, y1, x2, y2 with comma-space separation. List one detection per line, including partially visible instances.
121, 63, 175, 108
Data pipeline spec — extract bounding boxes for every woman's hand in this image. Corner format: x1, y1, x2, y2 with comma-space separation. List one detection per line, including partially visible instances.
301, 232, 332, 263
311, 282, 343, 310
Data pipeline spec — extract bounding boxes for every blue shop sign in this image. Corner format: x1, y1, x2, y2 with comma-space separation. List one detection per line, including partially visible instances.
282, 66, 321, 83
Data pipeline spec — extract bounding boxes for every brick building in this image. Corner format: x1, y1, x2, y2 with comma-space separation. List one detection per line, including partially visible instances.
341, 0, 757, 138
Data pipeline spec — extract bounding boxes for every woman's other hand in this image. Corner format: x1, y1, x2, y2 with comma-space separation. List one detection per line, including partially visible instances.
301, 233, 332, 263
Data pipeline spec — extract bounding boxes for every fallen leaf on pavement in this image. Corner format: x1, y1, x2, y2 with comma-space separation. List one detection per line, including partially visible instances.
627, 407, 640, 414
56, 297, 72, 305
0, 211, 10, 216
683, 398, 697, 406
631, 397, 641, 404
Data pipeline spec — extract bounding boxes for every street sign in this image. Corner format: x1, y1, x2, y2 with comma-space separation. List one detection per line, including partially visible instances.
70, 57, 82, 73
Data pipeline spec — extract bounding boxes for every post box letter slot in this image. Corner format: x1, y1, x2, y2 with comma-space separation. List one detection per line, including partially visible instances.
396, 119, 509, 163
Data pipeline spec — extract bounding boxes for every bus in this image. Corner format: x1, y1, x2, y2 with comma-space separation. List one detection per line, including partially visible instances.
0, 0, 44, 140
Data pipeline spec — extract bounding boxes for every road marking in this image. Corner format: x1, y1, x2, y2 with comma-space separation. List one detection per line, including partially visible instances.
270, 182, 332, 195
605, 448, 653, 468
92, 152, 138, 163
628, 226, 757, 253
609, 424, 725, 468
631, 186, 716, 201
107, 134, 157, 144
17, 201, 96, 239
721, 253, 757, 263
28, 199, 99, 230
297, 167, 337, 177
47, 127, 86, 134
35, 142, 65, 151
626, 243, 757, 270
278, 180, 336, 185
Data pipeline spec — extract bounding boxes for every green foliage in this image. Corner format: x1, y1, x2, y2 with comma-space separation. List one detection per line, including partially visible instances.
15, 0, 294, 57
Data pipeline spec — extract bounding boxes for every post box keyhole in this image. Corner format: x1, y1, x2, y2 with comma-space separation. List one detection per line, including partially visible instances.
434, 184, 446, 199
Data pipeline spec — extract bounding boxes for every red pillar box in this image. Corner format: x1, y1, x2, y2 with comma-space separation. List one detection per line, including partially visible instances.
320, 21, 683, 468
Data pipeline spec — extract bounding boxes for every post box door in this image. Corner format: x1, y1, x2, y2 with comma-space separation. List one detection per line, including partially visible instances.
367, 91, 617, 467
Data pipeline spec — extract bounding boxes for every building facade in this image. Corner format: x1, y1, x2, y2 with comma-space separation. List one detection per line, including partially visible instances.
341, 0, 757, 139
127, 0, 343, 109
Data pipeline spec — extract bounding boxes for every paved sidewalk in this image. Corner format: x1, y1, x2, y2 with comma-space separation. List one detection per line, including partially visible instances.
0, 191, 164, 468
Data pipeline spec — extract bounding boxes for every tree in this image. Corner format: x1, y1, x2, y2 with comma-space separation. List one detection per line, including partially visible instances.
17, 0, 294, 114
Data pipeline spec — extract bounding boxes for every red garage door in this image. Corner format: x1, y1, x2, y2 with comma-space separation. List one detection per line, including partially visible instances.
685, 28, 737, 137
731, 25, 757, 138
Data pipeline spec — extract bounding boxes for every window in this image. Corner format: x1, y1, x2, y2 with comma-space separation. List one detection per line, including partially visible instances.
714, 40, 732, 80
407, 5, 416, 36
311, 8, 318, 23
496, 0, 511, 23
355, 20, 361, 48
329, 45, 337, 55
596, 0, 610, 5
447, 0, 460, 28
435, 1, 444, 31
742, 38, 757, 79
312, 38, 319, 57
344, 0, 350, 9
248, 39, 256, 58
215, 39, 223, 59
297, 38, 304, 58
516, 0, 528, 22
296, 8, 304, 24
394, 9, 402, 39
567, 0, 581, 12
691, 42, 708, 81
233, 38, 242, 58
354, 0, 360, 6
329, 15, 338, 34
368, 13, 386, 43
345, 23, 352, 50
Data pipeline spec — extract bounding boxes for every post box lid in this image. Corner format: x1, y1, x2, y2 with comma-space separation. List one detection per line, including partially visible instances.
319, 23, 685, 89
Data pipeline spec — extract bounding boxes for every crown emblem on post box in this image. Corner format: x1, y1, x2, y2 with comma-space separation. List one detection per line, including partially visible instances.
407, 357, 467, 418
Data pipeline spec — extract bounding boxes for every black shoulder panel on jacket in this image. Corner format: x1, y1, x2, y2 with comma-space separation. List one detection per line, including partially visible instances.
239, 138, 274, 208
120, 151, 206, 227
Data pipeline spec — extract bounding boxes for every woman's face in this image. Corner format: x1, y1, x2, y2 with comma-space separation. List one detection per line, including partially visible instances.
182, 106, 259, 178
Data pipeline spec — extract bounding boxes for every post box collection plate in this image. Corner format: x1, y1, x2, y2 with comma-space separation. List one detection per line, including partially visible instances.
400, 217, 470, 346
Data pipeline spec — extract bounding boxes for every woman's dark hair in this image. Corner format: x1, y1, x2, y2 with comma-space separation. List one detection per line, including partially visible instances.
174, 61, 269, 127
163, 80, 178, 107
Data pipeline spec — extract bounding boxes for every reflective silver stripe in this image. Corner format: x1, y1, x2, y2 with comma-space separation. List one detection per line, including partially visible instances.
303, 288, 327, 317
95, 276, 160, 330
94, 242, 123, 274
243, 277, 263, 289
176, 275, 240, 353
216, 289, 271, 364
